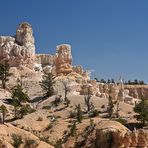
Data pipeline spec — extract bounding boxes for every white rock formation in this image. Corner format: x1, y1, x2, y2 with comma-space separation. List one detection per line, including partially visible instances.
54, 44, 73, 75
0, 22, 35, 69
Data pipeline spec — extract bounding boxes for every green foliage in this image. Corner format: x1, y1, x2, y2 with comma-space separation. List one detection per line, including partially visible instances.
37, 117, 43, 121
40, 73, 55, 97
69, 111, 76, 118
11, 134, 23, 148
70, 121, 77, 137
19, 104, 35, 119
64, 97, 71, 107
52, 95, 61, 107
11, 81, 30, 119
100, 78, 106, 83
54, 139, 63, 148
0, 104, 8, 124
39, 136, 50, 144
0, 62, 11, 89
45, 123, 53, 131
11, 81, 29, 103
88, 109, 99, 118
24, 139, 37, 148
134, 97, 148, 126
115, 118, 127, 125
124, 80, 145, 85
107, 96, 114, 119
75, 104, 83, 123
42, 105, 51, 110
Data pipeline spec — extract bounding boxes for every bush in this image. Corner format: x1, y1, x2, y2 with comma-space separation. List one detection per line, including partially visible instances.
69, 111, 76, 118
42, 105, 51, 110
39, 136, 50, 144
116, 118, 127, 125
88, 109, 99, 118
54, 139, 63, 148
37, 117, 43, 121
24, 139, 38, 148
11, 134, 23, 148
45, 123, 53, 131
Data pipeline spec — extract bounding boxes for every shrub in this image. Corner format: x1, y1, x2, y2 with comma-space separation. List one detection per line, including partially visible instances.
69, 111, 76, 118
24, 139, 38, 148
45, 123, 53, 131
116, 118, 127, 125
88, 109, 99, 118
11, 134, 23, 148
37, 117, 43, 121
42, 105, 51, 110
54, 139, 63, 148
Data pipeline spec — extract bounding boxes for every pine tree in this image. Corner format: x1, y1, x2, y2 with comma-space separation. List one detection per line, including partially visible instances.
107, 96, 114, 119
40, 73, 55, 98
11, 80, 29, 103
0, 104, 8, 124
70, 121, 77, 137
11, 80, 29, 119
134, 97, 148, 127
75, 104, 83, 123
84, 87, 92, 112
0, 62, 11, 89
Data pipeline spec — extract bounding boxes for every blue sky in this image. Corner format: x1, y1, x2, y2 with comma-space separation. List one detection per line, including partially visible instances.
0, 0, 148, 82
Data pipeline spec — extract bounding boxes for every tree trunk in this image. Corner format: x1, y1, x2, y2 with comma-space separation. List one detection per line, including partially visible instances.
2, 111, 5, 124
2, 79, 5, 89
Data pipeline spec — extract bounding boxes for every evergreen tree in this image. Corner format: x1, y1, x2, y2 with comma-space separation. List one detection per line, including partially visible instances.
40, 73, 55, 97
75, 104, 83, 123
11, 80, 29, 119
11, 99, 20, 119
134, 97, 148, 126
107, 96, 114, 119
0, 104, 8, 124
0, 62, 11, 89
70, 121, 77, 137
84, 87, 93, 112
11, 80, 29, 103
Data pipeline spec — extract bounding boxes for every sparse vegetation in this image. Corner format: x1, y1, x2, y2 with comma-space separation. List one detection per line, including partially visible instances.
70, 121, 77, 137
11, 134, 23, 148
107, 96, 114, 119
115, 118, 127, 126
0, 62, 11, 89
40, 72, 55, 98
75, 104, 83, 123
45, 123, 53, 131
54, 139, 63, 148
24, 139, 38, 148
52, 95, 62, 107
62, 80, 71, 101
37, 116, 43, 121
134, 97, 148, 127
84, 87, 93, 112
0, 104, 8, 124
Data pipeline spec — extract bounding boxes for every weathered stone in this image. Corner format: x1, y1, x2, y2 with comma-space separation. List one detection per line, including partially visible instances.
35, 54, 54, 66
0, 22, 35, 69
54, 44, 73, 75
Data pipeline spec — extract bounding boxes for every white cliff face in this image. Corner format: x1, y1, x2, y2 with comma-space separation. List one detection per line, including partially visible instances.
0, 22, 35, 69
